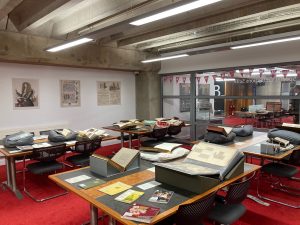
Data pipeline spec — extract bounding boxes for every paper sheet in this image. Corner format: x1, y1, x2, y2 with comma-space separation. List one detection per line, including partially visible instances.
137, 181, 161, 190
65, 175, 91, 184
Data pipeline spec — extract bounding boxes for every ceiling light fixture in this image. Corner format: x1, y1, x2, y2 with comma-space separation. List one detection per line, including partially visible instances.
46, 38, 93, 52
231, 36, 300, 49
142, 54, 189, 63
130, 0, 222, 26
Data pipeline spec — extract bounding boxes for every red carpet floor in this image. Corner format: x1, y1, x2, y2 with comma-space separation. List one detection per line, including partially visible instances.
1, 143, 300, 225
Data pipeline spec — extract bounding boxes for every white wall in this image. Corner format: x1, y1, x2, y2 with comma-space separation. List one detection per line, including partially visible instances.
0, 62, 136, 138
160, 41, 300, 73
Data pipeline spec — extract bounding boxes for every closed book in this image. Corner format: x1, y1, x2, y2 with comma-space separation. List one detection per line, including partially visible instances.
78, 178, 106, 189
121, 203, 160, 223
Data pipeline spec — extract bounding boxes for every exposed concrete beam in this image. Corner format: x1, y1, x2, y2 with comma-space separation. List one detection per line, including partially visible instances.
0, 31, 157, 72
156, 19, 300, 53
0, 0, 23, 20
118, 0, 300, 47
9, 0, 71, 31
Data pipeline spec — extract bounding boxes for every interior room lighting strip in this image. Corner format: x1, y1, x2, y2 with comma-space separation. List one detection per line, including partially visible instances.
142, 54, 189, 63
231, 36, 300, 49
130, 0, 222, 26
46, 38, 93, 52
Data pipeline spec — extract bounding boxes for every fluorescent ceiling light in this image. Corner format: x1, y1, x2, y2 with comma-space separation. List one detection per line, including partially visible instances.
130, 0, 222, 26
46, 38, 93, 52
231, 36, 300, 49
142, 54, 189, 63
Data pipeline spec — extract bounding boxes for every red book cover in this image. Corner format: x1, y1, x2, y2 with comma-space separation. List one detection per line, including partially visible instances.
122, 203, 160, 223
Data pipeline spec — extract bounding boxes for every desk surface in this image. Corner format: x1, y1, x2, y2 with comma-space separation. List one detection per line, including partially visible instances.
0, 135, 117, 158
103, 126, 152, 135
49, 162, 260, 225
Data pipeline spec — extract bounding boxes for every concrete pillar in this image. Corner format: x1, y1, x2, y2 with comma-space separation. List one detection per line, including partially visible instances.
136, 67, 161, 120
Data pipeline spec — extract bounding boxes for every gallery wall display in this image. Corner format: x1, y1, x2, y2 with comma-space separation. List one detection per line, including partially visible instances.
97, 81, 121, 106
12, 78, 39, 109
60, 80, 81, 107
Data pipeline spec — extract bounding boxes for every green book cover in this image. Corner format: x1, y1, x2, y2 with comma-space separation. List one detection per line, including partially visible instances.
78, 178, 106, 189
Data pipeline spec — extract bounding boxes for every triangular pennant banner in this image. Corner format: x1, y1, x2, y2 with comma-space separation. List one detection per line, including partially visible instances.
212, 75, 217, 81
221, 73, 225, 79
282, 70, 289, 78
196, 77, 201, 83
163, 76, 168, 82
229, 71, 235, 78
169, 76, 173, 83
183, 77, 186, 83
176, 77, 180, 84
296, 70, 300, 79
249, 68, 254, 76
204, 76, 209, 83
259, 69, 265, 78
271, 69, 277, 78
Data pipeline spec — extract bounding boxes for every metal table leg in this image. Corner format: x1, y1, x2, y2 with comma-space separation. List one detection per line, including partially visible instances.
120, 132, 124, 147
90, 204, 98, 225
128, 134, 132, 148
109, 216, 116, 225
3, 157, 23, 199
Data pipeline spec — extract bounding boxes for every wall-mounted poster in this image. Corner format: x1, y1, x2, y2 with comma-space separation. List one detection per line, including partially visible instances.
12, 78, 39, 109
179, 83, 191, 112
60, 80, 80, 107
97, 81, 121, 105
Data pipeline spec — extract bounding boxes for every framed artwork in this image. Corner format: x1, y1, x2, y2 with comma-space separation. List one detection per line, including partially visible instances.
179, 83, 191, 112
60, 80, 81, 107
97, 81, 121, 106
12, 78, 39, 109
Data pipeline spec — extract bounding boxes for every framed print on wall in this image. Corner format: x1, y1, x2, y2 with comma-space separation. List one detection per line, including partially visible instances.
60, 80, 81, 107
12, 78, 39, 109
97, 81, 121, 106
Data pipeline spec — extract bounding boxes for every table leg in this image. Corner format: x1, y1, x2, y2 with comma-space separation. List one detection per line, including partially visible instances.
109, 216, 116, 225
2, 157, 23, 199
128, 134, 132, 149
137, 135, 141, 149
90, 204, 98, 225
120, 132, 124, 147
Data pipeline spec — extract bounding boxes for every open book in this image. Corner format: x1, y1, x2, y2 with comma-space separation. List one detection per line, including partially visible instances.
155, 142, 244, 180
207, 125, 233, 136
140, 142, 182, 153
279, 123, 300, 133
91, 147, 139, 172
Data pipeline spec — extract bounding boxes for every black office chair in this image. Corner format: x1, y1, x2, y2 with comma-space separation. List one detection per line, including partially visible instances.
23, 144, 67, 202
66, 139, 101, 167
158, 191, 216, 225
257, 161, 300, 208
208, 173, 255, 225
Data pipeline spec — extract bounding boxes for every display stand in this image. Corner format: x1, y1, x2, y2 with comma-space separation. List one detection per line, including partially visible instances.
90, 154, 140, 177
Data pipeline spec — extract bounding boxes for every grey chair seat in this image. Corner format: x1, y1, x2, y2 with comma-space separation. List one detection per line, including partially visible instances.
27, 161, 63, 175
66, 154, 90, 166
261, 163, 298, 178
209, 202, 246, 225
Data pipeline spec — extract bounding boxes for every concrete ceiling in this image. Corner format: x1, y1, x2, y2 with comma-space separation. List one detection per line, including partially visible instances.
1, 0, 300, 57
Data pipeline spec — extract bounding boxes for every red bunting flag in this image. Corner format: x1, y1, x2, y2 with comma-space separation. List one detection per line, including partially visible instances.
296, 70, 300, 79
169, 76, 173, 83
271, 69, 277, 78
282, 70, 289, 78
249, 68, 254, 76
212, 75, 217, 81
259, 69, 265, 78
221, 73, 226, 79
163, 76, 168, 82
176, 77, 180, 84
229, 71, 235, 78
183, 77, 186, 83
196, 77, 201, 83
204, 76, 209, 83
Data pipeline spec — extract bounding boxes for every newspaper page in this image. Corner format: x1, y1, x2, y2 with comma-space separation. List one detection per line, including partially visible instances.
97, 81, 121, 105
60, 80, 80, 107
186, 142, 239, 167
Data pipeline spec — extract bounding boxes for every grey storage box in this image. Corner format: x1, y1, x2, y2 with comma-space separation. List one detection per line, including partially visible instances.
155, 158, 244, 194
90, 154, 140, 177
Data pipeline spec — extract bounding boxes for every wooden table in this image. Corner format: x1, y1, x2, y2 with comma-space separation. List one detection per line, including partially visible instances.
103, 126, 151, 149
0, 135, 117, 199
49, 163, 260, 225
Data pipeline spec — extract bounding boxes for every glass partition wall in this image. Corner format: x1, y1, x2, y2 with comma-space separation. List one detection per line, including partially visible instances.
161, 65, 300, 140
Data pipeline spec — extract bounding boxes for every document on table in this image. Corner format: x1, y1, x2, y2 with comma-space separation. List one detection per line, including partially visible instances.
137, 181, 161, 190
147, 167, 155, 172
65, 175, 91, 184
65, 140, 77, 145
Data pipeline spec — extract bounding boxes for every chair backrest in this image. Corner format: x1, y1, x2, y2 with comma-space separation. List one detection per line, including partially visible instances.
175, 191, 216, 225
31, 144, 66, 162
225, 172, 255, 204
287, 150, 300, 166
74, 140, 99, 155
39, 130, 50, 135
